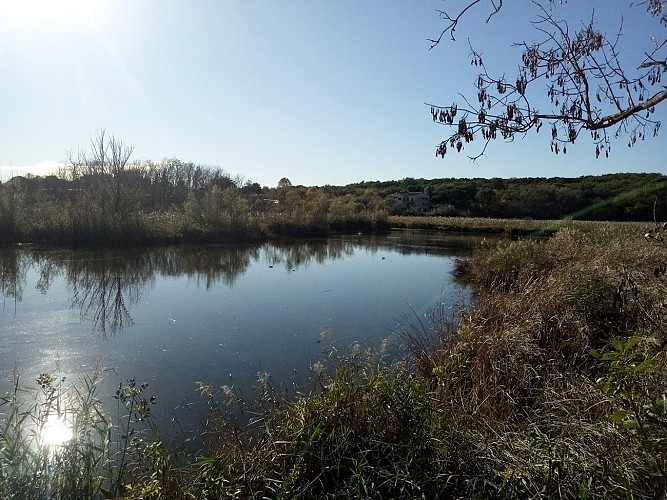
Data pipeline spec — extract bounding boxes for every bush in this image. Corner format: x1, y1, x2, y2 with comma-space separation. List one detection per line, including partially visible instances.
474, 238, 555, 289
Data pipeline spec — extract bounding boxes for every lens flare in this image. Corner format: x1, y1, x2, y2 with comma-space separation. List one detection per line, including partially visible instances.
41, 414, 73, 447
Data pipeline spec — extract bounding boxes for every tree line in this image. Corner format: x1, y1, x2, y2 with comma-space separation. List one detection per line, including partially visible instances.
0, 132, 664, 246
332, 173, 667, 221
0, 133, 387, 245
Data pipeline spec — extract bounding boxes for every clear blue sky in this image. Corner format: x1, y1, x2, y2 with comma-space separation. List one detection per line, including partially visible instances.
1, 0, 665, 187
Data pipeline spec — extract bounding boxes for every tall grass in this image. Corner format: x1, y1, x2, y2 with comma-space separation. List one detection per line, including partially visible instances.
0, 363, 168, 499
0, 365, 109, 499
0, 177, 389, 247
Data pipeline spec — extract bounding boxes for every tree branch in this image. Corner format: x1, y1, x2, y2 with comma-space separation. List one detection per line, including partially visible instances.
428, 0, 503, 47
591, 88, 667, 129
430, 0, 666, 159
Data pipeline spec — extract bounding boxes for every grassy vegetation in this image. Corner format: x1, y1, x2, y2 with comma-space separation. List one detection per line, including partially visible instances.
0, 180, 389, 246
388, 214, 651, 237
0, 152, 390, 246
389, 214, 561, 236
2, 220, 667, 498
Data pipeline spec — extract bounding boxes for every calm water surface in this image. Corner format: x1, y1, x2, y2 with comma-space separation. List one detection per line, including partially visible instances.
0, 231, 478, 437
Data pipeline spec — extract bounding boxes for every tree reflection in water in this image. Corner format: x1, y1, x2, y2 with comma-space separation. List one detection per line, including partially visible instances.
0, 247, 28, 309
0, 232, 480, 338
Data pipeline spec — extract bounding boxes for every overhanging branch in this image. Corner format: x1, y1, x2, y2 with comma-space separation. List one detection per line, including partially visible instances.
591, 88, 667, 129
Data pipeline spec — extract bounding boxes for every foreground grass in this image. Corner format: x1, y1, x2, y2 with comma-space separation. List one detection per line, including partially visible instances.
2, 220, 667, 498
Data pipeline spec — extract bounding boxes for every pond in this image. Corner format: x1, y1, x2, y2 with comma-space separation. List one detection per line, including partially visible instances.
0, 230, 479, 441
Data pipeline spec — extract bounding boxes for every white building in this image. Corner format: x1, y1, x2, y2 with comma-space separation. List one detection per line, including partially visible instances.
391, 192, 431, 213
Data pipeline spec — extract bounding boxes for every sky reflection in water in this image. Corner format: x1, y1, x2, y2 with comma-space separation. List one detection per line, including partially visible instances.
0, 231, 479, 439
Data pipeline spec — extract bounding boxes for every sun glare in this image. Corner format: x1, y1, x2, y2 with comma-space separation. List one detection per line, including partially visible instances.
0, 0, 101, 25
41, 414, 73, 448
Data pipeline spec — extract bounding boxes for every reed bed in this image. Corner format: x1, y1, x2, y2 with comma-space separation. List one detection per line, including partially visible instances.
389, 215, 650, 237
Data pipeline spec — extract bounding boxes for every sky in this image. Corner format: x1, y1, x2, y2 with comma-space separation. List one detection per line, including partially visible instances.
0, 0, 665, 187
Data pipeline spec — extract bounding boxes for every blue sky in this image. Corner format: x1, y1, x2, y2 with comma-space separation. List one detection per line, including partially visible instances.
1, 0, 665, 187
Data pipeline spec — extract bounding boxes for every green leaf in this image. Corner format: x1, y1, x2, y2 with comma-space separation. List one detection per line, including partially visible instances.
611, 410, 628, 423
595, 380, 613, 393
611, 339, 624, 352
633, 359, 655, 373
601, 352, 621, 361
622, 418, 639, 430
624, 336, 640, 351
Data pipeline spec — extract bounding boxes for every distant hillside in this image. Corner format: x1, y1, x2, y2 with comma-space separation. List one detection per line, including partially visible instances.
323, 172, 667, 221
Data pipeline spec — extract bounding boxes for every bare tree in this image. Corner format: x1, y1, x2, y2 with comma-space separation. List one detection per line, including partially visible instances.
429, 0, 666, 159
66, 130, 135, 221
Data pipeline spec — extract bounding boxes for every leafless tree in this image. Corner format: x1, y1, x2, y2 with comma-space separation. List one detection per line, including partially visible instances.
429, 0, 666, 159
66, 130, 135, 220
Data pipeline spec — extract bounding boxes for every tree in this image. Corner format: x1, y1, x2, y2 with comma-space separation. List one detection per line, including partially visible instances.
277, 177, 293, 189
66, 130, 135, 219
430, 1, 666, 159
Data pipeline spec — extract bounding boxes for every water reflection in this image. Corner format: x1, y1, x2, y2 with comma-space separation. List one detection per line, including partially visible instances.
0, 231, 482, 445
0, 247, 28, 306
68, 256, 145, 338
263, 238, 356, 271
0, 231, 481, 338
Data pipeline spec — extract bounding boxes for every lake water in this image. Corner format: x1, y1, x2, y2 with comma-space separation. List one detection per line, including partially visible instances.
0, 230, 477, 440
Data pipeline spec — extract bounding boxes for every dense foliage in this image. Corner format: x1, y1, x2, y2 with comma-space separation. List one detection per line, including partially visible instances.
332, 173, 667, 220
0, 158, 388, 246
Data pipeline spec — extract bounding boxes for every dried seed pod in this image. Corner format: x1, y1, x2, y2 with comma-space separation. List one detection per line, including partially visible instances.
458, 117, 467, 135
